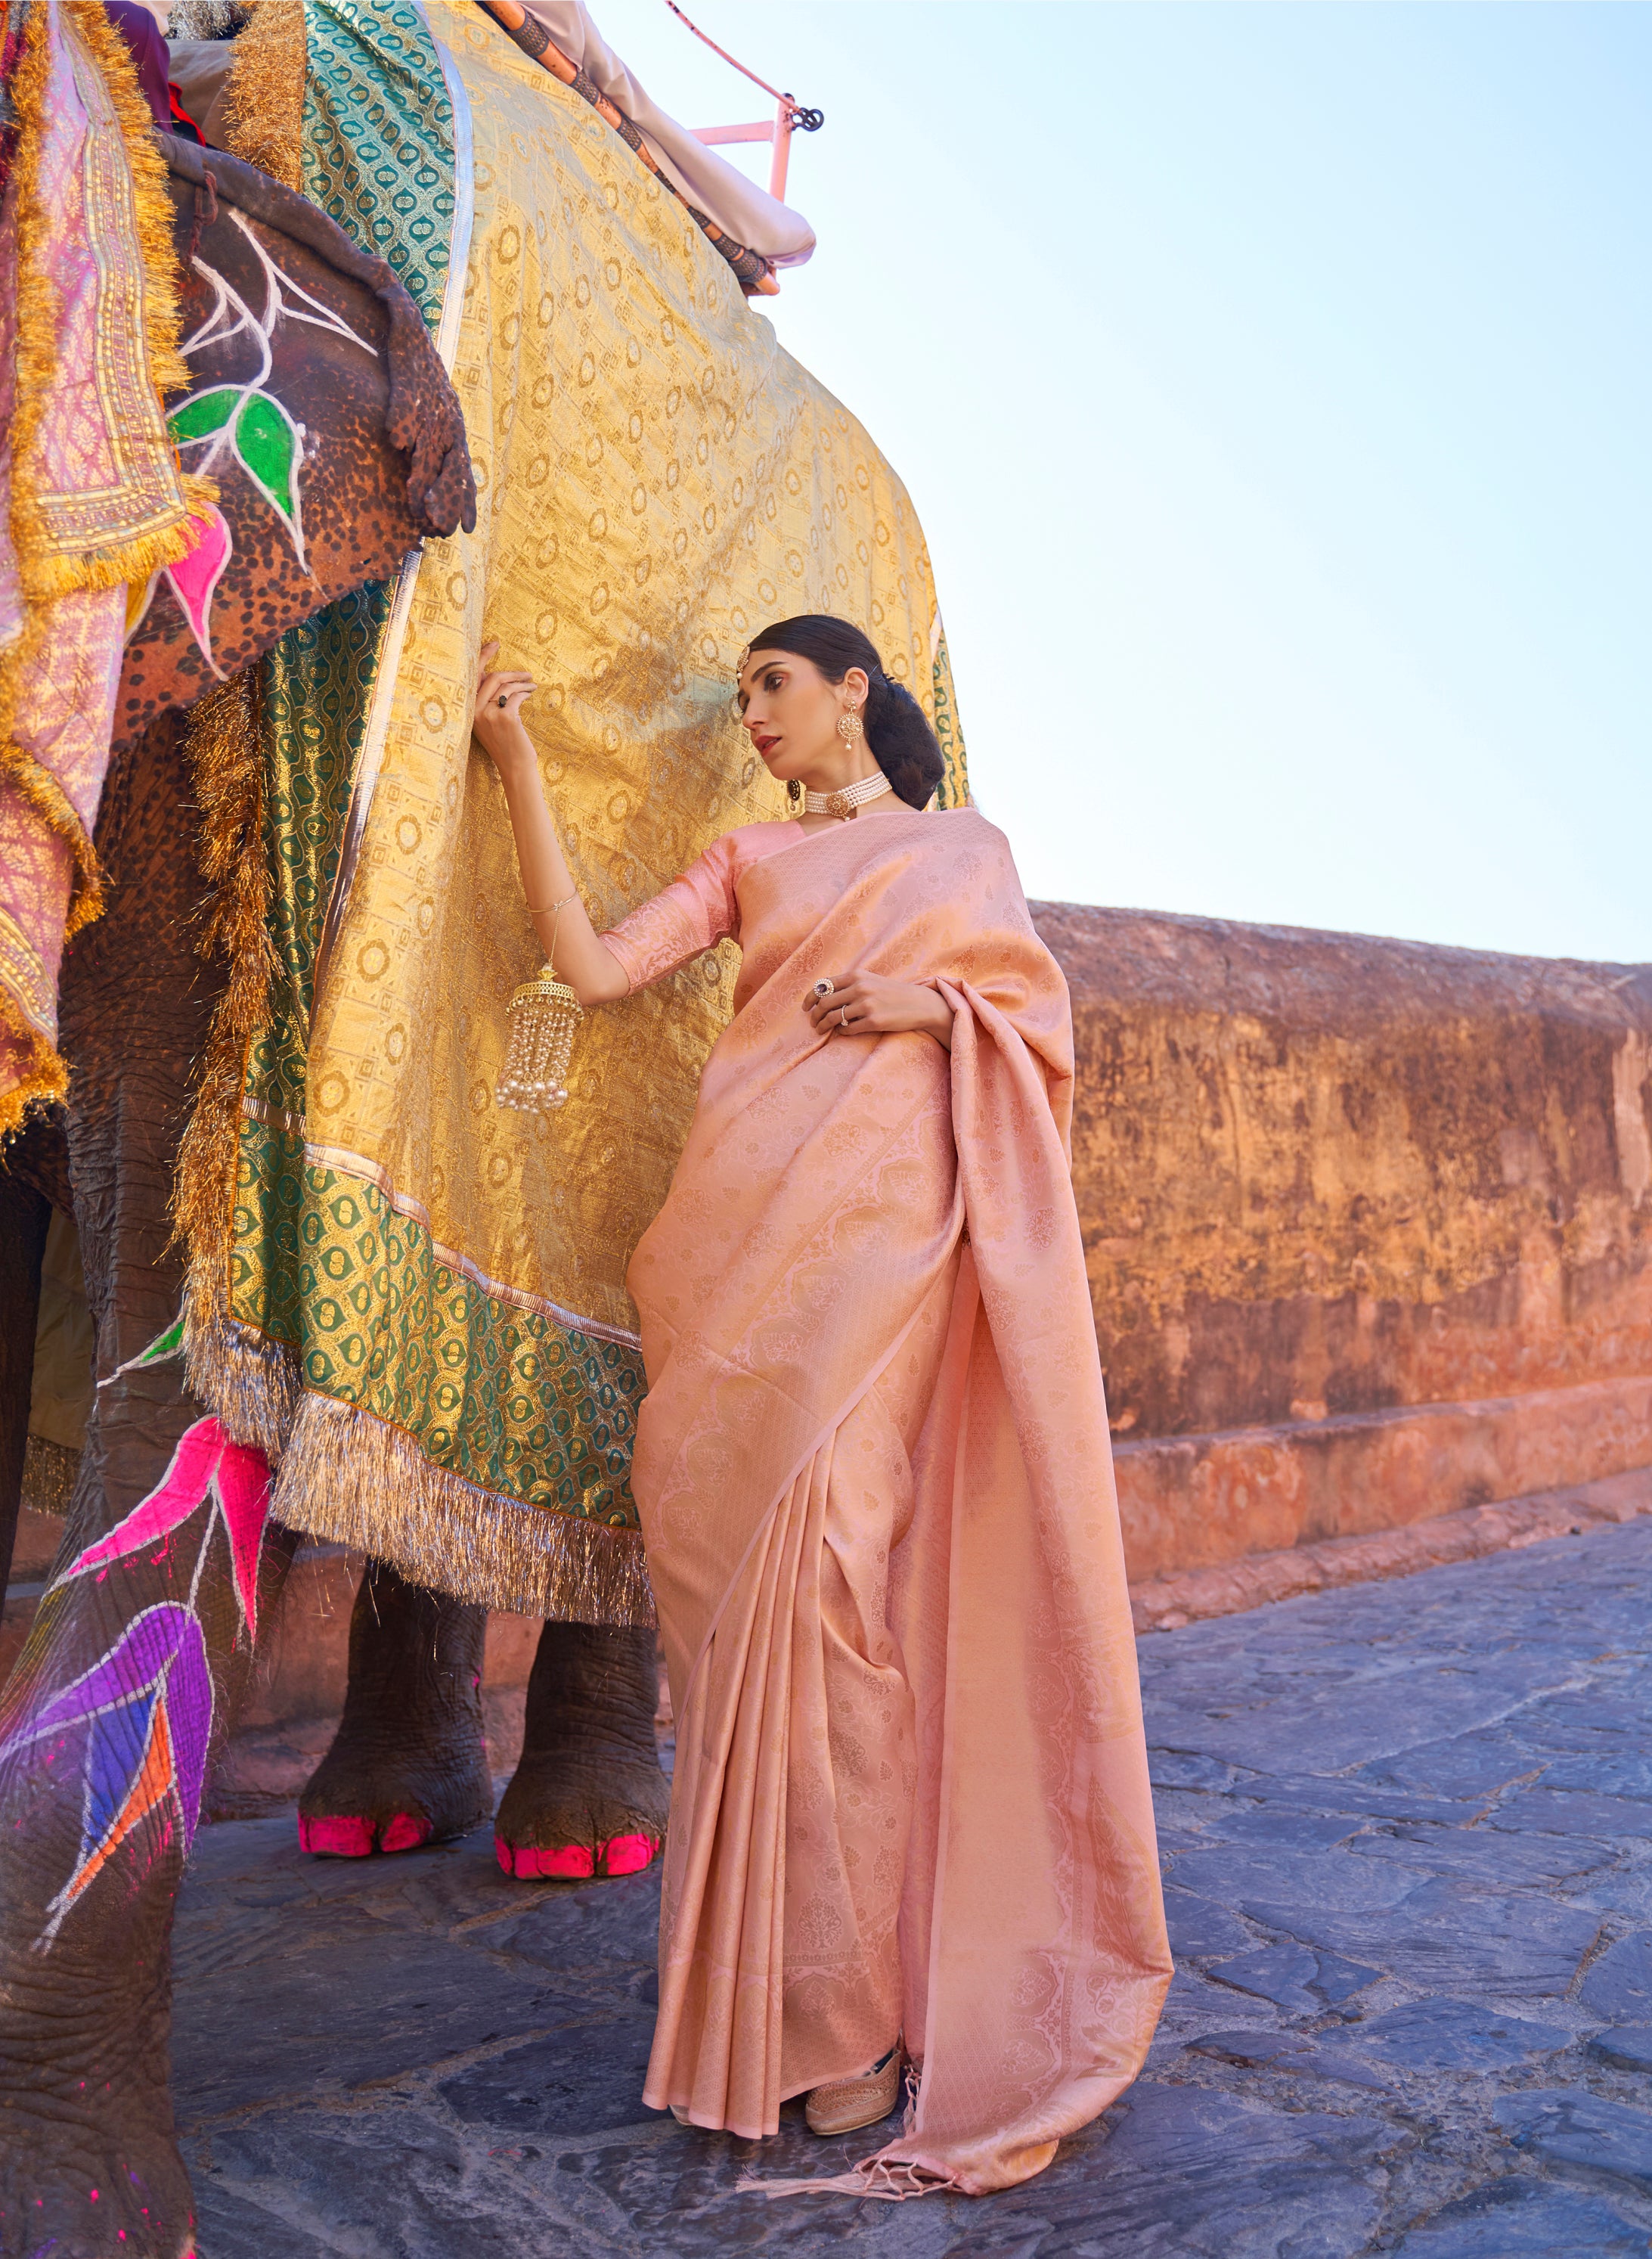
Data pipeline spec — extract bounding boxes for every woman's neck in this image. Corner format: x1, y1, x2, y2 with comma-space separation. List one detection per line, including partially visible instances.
795, 744, 884, 798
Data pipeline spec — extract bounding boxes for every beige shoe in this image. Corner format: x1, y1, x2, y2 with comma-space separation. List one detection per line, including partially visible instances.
804, 2042, 903, 2137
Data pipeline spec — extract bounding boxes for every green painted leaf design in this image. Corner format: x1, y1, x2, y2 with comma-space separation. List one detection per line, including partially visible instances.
233, 390, 300, 525
134, 1314, 186, 1367
168, 386, 240, 442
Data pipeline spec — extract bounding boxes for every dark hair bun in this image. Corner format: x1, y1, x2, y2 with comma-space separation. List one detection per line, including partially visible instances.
747, 613, 944, 810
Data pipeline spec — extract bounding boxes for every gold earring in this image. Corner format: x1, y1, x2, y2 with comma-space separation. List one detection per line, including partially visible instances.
838, 707, 863, 744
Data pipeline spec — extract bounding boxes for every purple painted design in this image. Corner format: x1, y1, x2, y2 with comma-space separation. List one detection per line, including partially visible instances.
67, 1415, 272, 1637
0, 1604, 213, 1944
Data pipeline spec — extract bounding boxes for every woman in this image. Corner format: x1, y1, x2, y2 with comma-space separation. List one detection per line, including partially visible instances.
473, 616, 1170, 2197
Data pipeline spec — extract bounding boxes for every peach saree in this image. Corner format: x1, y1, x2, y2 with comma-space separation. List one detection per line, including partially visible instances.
602, 805, 1171, 2195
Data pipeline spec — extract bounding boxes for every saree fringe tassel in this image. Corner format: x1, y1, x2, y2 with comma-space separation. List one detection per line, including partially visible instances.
269, 1390, 658, 1626
735, 2161, 962, 2202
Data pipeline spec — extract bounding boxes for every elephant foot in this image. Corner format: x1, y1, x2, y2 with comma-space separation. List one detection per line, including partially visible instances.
296, 1561, 491, 1859
296, 1809, 439, 1858
494, 1620, 668, 1882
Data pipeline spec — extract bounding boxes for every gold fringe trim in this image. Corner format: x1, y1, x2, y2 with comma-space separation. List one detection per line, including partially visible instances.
0, 986, 70, 1143
20, 1435, 80, 1522
172, 669, 276, 1335
220, 0, 308, 190
272, 1392, 658, 1627
181, 1263, 302, 1463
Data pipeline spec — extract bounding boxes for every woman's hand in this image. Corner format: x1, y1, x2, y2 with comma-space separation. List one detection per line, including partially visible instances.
473, 640, 538, 773
805, 972, 953, 1050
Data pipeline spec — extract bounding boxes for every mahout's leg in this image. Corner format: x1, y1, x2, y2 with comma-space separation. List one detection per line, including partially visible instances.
0, 717, 299, 2259
494, 1621, 667, 1879
296, 1560, 492, 1855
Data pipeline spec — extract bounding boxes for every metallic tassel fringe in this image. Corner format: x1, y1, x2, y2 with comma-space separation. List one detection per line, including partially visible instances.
182, 1264, 302, 1465
271, 1391, 657, 1628
220, 0, 307, 190
19, 1437, 80, 1521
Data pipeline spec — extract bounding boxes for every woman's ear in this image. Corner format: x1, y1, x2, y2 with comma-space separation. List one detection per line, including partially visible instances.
842, 666, 871, 708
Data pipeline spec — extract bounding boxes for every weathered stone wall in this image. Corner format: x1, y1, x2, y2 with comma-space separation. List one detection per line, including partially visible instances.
1033, 904, 1652, 1582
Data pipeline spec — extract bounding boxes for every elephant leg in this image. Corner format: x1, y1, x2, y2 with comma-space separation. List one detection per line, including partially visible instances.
296, 1560, 492, 1856
0, 715, 299, 2258
0, 1165, 51, 1600
494, 1621, 668, 1880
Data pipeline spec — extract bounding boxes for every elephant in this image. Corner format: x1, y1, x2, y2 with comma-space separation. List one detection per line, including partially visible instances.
0, 113, 665, 2259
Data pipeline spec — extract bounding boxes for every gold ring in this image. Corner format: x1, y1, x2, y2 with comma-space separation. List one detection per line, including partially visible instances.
813, 978, 835, 999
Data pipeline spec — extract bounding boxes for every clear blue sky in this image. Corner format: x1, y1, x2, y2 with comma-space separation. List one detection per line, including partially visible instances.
596, 2, 1650, 961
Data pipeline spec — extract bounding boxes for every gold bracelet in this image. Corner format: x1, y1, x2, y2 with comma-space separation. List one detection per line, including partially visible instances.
530, 890, 579, 977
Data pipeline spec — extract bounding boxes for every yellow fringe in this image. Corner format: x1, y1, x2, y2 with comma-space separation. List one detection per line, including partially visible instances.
220, 0, 308, 189
272, 1392, 659, 1626
0, 988, 70, 1143
182, 1271, 302, 1464
172, 669, 276, 1333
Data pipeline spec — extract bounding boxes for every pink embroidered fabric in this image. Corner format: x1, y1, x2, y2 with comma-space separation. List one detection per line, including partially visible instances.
598, 820, 800, 993
616, 805, 1171, 2196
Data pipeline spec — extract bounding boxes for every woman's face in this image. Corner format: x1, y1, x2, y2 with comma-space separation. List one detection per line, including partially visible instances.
737, 651, 866, 786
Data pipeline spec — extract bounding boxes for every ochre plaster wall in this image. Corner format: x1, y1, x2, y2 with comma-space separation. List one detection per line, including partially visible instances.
1033, 904, 1652, 1581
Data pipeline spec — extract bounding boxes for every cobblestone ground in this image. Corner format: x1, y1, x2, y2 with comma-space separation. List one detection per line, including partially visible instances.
178, 1521, 1652, 2257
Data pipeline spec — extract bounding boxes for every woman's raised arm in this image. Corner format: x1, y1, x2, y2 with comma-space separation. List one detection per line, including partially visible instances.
472, 643, 631, 1007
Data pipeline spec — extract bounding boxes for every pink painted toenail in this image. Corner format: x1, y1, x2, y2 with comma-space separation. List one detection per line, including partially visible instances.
496, 1835, 596, 1879
378, 1813, 432, 1854
600, 1832, 659, 1876
298, 1814, 375, 1857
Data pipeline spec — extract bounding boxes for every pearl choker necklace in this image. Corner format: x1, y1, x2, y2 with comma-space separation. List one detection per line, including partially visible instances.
802, 773, 894, 821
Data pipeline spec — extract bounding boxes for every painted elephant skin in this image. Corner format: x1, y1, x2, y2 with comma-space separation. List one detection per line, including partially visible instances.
112, 132, 476, 754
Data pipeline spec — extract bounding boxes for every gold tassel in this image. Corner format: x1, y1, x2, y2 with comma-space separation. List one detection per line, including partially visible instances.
497, 968, 585, 1112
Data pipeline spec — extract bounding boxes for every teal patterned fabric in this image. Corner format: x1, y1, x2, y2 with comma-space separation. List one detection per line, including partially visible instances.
300, 0, 456, 321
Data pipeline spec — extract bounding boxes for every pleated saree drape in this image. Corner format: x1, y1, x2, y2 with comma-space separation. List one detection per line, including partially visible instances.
601, 805, 1171, 2196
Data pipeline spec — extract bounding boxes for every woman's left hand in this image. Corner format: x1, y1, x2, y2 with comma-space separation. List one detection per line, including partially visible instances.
805, 972, 953, 1049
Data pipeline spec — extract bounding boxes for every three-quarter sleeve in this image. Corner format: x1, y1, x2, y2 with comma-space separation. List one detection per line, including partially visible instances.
600, 835, 739, 994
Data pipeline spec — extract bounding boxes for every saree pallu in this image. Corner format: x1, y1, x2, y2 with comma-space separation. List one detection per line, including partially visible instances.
606, 806, 1171, 2194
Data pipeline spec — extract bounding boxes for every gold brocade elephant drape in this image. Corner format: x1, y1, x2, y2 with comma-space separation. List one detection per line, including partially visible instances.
187, 0, 968, 1622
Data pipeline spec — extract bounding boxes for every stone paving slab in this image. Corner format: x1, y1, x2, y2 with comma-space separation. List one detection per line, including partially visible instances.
177, 1521, 1652, 2255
